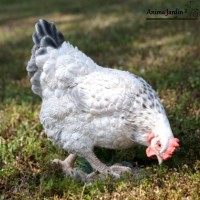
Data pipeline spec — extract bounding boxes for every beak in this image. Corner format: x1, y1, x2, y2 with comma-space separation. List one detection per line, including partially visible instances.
146, 146, 163, 165
156, 153, 163, 165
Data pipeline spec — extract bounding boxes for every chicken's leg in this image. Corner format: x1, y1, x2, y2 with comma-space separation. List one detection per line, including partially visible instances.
85, 152, 132, 179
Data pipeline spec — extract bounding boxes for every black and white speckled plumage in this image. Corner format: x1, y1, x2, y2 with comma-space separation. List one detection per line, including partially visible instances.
27, 19, 178, 177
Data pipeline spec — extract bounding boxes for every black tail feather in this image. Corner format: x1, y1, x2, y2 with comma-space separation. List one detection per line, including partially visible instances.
34, 19, 65, 49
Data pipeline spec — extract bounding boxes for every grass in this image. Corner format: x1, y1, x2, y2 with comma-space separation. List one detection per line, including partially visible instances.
0, 0, 200, 199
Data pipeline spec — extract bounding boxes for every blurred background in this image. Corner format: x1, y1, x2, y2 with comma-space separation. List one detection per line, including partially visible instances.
0, 0, 199, 199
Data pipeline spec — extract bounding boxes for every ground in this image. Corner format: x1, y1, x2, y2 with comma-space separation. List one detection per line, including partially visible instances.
0, 0, 200, 199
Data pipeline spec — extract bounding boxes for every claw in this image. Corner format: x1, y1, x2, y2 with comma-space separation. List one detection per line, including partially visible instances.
52, 159, 61, 164
109, 165, 132, 175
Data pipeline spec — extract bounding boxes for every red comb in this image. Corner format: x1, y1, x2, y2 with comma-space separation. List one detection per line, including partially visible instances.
162, 138, 180, 160
169, 138, 180, 148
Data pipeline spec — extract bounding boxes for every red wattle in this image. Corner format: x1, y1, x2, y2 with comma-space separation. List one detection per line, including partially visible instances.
146, 146, 155, 158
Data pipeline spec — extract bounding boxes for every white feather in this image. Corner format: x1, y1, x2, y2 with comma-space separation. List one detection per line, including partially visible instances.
30, 31, 175, 156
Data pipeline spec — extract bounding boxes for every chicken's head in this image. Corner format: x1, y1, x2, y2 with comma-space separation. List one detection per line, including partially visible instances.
146, 132, 179, 164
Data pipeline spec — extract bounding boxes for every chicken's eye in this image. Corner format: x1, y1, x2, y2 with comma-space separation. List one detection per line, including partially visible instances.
157, 142, 161, 148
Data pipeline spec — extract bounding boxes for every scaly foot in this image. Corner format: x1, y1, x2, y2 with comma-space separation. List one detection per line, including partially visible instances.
109, 163, 132, 176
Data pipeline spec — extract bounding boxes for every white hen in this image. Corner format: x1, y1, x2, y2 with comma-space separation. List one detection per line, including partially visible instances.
27, 19, 179, 180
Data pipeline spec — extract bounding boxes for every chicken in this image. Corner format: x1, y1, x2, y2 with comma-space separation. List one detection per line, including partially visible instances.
26, 19, 179, 180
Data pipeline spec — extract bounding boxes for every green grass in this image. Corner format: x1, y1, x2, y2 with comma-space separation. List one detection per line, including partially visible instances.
0, 0, 200, 199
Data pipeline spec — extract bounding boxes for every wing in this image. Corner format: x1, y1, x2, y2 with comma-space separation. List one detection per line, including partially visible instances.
67, 68, 145, 116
